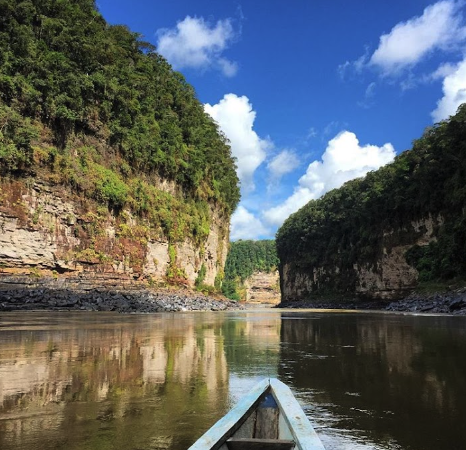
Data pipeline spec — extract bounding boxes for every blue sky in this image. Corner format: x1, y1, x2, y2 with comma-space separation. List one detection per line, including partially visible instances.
97, 0, 466, 240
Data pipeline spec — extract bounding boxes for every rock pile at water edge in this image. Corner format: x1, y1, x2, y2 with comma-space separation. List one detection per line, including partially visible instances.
0, 287, 242, 313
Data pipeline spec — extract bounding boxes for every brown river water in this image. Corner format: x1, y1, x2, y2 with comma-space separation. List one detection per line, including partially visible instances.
0, 309, 465, 450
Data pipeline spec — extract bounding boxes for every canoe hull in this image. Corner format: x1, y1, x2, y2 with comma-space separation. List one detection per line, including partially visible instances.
188, 378, 325, 450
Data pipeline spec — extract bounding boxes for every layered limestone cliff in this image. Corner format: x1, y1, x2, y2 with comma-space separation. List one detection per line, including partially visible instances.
0, 179, 228, 287
280, 214, 444, 301
244, 271, 280, 304
0, 0, 240, 291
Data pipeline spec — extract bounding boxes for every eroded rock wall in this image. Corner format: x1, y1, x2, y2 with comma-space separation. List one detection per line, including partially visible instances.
280, 215, 444, 301
244, 271, 280, 304
0, 179, 228, 286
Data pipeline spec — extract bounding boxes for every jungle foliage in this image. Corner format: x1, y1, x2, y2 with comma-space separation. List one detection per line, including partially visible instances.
222, 240, 279, 300
0, 0, 239, 244
276, 104, 466, 286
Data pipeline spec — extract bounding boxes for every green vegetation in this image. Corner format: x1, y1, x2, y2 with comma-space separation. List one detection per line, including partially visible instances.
222, 240, 279, 300
195, 264, 207, 287
0, 0, 239, 248
277, 104, 466, 296
166, 244, 186, 284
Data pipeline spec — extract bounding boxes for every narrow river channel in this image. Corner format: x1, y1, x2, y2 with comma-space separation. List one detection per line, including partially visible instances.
0, 310, 465, 450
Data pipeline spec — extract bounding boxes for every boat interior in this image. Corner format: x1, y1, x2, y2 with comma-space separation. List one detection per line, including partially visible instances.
223, 391, 295, 450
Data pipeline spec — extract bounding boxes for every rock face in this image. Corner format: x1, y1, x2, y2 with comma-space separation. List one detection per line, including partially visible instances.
244, 271, 280, 304
280, 214, 444, 301
0, 179, 228, 286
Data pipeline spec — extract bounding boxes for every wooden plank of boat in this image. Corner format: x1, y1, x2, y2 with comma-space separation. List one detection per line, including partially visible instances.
188, 378, 326, 450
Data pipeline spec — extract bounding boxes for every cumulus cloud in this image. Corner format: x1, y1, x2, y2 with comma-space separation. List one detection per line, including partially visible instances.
263, 187, 314, 227
429, 62, 459, 81
399, 61, 460, 91
205, 94, 271, 191
156, 16, 238, 76
230, 206, 270, 240
267, 149, 300, 180
370, 0, 466, 74
264, 131, 396, 226
431, 57, 466, 121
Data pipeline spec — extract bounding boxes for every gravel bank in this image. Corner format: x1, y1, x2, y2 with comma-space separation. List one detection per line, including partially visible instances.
0, 287, 242, 313
278, 288, 466, 315
384, 288, 466, 315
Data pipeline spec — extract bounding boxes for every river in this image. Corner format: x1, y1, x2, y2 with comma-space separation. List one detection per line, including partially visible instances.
0, 309, 465, 450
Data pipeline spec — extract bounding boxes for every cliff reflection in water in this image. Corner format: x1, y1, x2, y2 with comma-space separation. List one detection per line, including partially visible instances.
0, 312, 233, 450
279, 313, 466, 450
2, 310, 465, 450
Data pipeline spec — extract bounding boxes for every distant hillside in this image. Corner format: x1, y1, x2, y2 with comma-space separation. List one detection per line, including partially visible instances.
0, 0, 239, 286
223, 240, 279, 300
276, 104, 466, 301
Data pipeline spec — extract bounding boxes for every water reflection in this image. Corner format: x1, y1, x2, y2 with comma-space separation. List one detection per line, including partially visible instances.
0, 312, 232, 450
0, 310, 465, 450
278, 312, 466, 450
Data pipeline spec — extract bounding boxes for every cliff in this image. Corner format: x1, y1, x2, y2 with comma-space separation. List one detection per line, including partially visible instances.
277, 105, 466, 302
222, 240, 279, 301
244, 271, 280, 304
0, 178, 228, 286
280, 214, 443, 301
0, 0, 239, 288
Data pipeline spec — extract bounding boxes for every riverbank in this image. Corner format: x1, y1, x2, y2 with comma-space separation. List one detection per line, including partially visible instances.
2, 273, 465, 315
0, 287, 242, 312
278, 287, 466, 315
0, 274, 242, 313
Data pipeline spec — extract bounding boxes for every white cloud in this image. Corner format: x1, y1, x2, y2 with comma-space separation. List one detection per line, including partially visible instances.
156, 16, 238, 76
205, 94, 271, 192
365, 82, 377, 98
337, 60, 351, 79
370, 0, 466, 74
357, 82, 377, 108
399, 73, 418, 91
431, 57, 466, 121
399, 62, 460, 91
263, 187, 314, 227
323, 121, 347, 137
338, 48, 370, 79
264, 131, 396, 226
429, 62, 459, 81
217, 57, 238, 77
230, 206, 270, 240
306, 127, 318, 139
268, 149, 300, 180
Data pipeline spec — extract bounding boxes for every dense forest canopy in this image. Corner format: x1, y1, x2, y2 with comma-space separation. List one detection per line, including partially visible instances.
222, 240, 279, 300
276, 104, 466, 287
0, 0, 240, 244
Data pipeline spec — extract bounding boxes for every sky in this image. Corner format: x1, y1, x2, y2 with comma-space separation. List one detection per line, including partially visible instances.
97, 0, 466, 240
